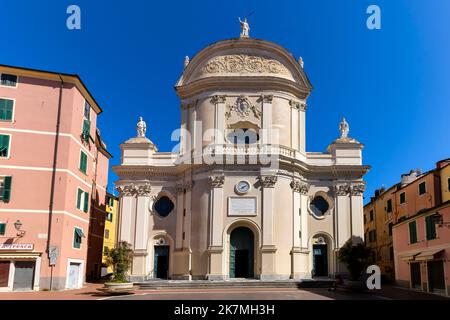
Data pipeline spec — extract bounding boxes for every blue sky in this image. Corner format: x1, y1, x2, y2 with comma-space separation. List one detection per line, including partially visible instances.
1, 0, 449, 202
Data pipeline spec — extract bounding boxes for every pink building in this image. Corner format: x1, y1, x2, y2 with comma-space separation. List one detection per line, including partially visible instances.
392, 160, 450, 297
0, 65, 110, 291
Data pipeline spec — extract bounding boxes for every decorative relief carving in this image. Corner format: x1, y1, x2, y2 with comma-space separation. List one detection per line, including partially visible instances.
332, 184, 351, 196
175, 181, 194, 193
350, 183, 366, 196
260, 95, 273, 104
210, 95, 227, 104
136, 184, 152, 196
117, 183, 151, 196
290, 180, 309, 194
208, 175, 225, 188
259, 175, 278, 188
225, 96, 261, 120
289, 100, 307, 111
201, 55, 290, 75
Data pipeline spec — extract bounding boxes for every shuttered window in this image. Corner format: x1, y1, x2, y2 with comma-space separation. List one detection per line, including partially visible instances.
0, 134, 10, 157
400, 192, 406, 204
425, 215, 437, 240
409, 221, 417, 244
79, 151, 87, 174
0, 176, 12, 202
0, 99, 13, 121
73, 227, 84, 249
82, 119, 90, 142
76, 188, 89, 213
0, 223, 5, 235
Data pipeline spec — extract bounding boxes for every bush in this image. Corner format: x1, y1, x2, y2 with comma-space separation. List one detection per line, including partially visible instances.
338, 237, 371, 281
104, 241, 133, 283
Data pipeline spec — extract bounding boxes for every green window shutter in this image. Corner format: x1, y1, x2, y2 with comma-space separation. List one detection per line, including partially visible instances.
0, 135, 10, 157
76, 189, 83, 210
0, 99, 13, 121
409, 221, 417, 244
0, 223, 5, 235
82, 119, 91, 141
79, 152, 87, 173
2, 176, 12, 202
426, 216, 436, 240
83, 191, 89, 213
73, 228, 81, 248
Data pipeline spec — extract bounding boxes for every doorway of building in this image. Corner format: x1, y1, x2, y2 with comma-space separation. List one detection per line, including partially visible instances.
67, 262, 81, 289
313, 244, 328, 277
230, 227, 254, 278
410, 262, 421, 289
154, 245, 169, 279
13, 261, 35, 291
427, 260, 445, 292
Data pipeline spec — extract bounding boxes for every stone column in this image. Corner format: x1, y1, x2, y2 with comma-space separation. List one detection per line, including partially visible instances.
206, 175, 225, 280
299, 102, 307, 153
289, 100, 299, 150
350, 183, 366, 239
334, 183, 351, 274
173, 181, 193, 280
261, 95, 273, 145
294, 181, 311, 279
116, 184, 137, 244
175, 184, 185, 249
259, 175, 277, 280
211, 96, 226, 145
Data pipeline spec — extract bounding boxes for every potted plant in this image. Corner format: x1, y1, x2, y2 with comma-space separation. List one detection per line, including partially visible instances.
98, 241, 135, 294
337, 237, 371, 291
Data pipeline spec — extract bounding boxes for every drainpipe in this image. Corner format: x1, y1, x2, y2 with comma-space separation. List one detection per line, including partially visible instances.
46, 74, 64, 291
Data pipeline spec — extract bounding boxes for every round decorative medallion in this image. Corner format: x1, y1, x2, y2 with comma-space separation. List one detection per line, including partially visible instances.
235, 181, 251, 195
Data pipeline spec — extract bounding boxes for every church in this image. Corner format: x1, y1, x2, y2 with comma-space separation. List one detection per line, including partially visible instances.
113, 22, 370, 281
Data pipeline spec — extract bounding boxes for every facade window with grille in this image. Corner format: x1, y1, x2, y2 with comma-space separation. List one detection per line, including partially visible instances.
0, 74, 17, 87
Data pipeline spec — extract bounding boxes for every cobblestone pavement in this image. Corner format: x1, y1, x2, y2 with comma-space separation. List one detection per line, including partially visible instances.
0, 283, 448, 300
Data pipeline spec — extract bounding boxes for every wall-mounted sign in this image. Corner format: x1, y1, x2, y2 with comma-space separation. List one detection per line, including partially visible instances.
228, 197, 257, 216
0, 243, 34, 251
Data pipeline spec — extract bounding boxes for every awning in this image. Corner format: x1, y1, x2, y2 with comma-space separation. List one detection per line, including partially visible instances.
415, 249, 444, 261
401, 253, 418, 261
75, 228, 86, 238
0, 252, 40, 259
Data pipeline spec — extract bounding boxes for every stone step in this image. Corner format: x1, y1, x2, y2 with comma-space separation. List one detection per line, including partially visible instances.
136, 279, 335, 290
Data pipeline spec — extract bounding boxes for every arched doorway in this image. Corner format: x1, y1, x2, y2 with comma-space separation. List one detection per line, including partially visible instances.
312, 235, 329, 277
230, 227, 254, 278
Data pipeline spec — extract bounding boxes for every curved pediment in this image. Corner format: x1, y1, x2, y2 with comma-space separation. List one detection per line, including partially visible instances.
175, 38, 312, 99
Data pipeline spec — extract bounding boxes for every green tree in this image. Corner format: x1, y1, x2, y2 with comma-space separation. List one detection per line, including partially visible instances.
338, 237, 371, 281
105, 241, 133, 283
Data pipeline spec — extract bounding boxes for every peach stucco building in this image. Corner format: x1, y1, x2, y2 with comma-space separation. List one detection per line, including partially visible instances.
392, 159, 450, 297
0, 65, 110, 291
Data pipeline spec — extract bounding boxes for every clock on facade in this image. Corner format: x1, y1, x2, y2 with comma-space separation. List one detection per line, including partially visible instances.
235, 180, 251, 194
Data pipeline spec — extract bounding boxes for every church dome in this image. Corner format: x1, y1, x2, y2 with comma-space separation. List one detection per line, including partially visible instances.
175, 38, 312, 100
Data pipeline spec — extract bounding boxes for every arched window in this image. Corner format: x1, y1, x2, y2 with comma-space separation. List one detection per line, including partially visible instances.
227, 128, 259, 145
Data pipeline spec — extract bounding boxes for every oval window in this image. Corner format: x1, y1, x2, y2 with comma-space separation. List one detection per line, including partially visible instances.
310, 196, 329, 217
154, 196, 174, 217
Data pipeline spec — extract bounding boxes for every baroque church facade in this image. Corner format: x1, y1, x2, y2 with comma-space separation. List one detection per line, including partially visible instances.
113, 25, 369, 281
